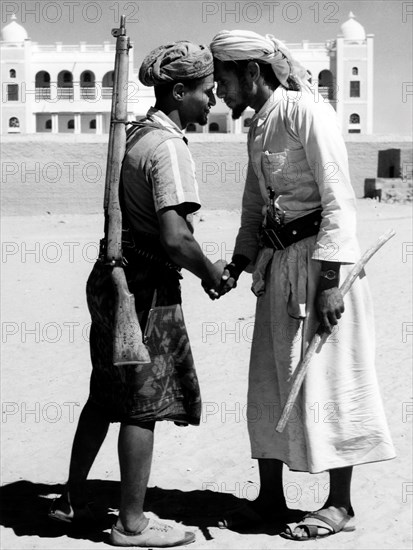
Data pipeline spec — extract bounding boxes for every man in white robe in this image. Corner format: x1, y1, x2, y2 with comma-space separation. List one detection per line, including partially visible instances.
209, 29, 395, 540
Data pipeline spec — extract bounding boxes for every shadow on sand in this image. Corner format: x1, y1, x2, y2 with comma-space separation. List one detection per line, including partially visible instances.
0, 479, 284, 545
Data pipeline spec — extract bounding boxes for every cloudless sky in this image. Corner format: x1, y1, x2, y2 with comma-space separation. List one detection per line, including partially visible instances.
2, 0, 412, 135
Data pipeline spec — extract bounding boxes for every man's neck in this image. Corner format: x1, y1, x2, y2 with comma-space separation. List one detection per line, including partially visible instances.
251, 85, 278, 113
154, 101, 183, 129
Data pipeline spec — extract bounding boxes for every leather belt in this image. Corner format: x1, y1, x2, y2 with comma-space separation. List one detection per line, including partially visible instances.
260, 209, 322, 250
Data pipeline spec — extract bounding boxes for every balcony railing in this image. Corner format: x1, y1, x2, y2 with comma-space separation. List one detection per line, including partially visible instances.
34, 85, 112, 101
35, 87, 51, 100
58, 87, 74, 100
101, 87, 113, 99
80, 87, 97, 100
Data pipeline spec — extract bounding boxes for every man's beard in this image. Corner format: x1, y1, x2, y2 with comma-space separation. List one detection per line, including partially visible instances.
231, 78, 251, 120
231, 102, 248, 120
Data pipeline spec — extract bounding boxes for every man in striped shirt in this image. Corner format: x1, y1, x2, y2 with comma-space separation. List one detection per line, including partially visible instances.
49, 41, 224, 548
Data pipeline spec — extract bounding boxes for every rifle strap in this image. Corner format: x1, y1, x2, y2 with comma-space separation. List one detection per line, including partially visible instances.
125, 120, 179, 156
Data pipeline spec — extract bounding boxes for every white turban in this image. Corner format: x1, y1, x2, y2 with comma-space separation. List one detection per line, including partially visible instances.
210, 30, 309, 90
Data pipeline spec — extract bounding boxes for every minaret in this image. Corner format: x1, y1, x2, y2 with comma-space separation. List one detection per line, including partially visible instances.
1, 14, 33, 133
335, 12, 374, 135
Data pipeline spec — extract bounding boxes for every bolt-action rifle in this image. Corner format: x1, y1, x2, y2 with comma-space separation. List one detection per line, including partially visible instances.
100, 15, 150, 366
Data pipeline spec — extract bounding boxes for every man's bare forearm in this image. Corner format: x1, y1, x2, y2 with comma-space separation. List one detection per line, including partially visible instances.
163, 231, 221, 288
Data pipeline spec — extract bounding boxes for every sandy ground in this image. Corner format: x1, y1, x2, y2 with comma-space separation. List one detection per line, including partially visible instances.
1, 199, 412, 549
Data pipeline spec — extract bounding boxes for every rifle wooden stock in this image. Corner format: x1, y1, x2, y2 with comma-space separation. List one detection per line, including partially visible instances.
111, 267, 150, 366
103, 16, 150, 366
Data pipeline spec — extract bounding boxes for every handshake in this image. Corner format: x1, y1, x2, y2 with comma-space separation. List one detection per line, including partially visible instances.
201, 259, 240, 301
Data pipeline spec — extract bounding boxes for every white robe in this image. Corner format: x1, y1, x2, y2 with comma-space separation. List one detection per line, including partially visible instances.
234, 88, 395, 473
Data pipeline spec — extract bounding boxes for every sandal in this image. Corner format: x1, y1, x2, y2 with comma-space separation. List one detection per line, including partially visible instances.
280, 506, 355, 540
110, 518, 195, 547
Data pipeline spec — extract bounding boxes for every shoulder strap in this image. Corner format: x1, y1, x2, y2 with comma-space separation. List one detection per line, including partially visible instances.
125, 121, 176, 156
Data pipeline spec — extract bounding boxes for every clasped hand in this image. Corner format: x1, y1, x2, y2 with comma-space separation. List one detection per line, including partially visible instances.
202, 260, 237, 300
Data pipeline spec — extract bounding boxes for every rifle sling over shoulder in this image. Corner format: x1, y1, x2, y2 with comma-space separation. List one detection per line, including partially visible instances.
125, 120, 178, 155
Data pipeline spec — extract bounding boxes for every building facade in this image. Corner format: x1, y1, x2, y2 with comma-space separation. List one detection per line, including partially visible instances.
1, 12, 373, 136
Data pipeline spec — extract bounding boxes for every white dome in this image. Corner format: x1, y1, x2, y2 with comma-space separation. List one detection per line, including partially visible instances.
1, 14, 28, 42
341, 12, 366, 42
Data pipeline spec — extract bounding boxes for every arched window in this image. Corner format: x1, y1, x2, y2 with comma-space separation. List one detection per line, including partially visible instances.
9, 69, 16, 78
58, 71, 74, 99
45, 119, 52, 129
36, 71, 51, 86
186, 123, 196, 132
89, 119, 96, 129
67, 119, 74, 129
349, 113, 360, 124
352, 67, 358, 76
9, 117, 19, 128
209, 122, 219, 132
243, 117, 252, 128
81, 71, 95, 86
318, 69, 333, 87
102, 71, 114, 99
318, 70, 334, 100
58, 71, 73, 87
102, 71, 114, 87
35, 71, 51, 99
80, 71, 96, 99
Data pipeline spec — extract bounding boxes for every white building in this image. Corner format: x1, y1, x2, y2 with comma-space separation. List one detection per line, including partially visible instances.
1, 12, 373, 136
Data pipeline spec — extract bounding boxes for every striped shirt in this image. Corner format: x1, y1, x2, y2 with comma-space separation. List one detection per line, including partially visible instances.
121, 108, 201, 236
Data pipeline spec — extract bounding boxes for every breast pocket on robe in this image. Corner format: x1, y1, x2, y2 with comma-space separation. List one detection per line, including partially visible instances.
261, 149, 313, 195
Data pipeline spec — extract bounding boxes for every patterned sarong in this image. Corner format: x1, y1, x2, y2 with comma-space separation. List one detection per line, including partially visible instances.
86, 252, 201, 426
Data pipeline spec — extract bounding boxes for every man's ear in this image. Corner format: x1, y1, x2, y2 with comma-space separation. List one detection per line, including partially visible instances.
246, 61, 260, 82
172, 82, 185, 101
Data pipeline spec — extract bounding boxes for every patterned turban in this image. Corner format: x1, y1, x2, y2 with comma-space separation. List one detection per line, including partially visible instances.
210, 30, 309, 90
139, 41, 213, 87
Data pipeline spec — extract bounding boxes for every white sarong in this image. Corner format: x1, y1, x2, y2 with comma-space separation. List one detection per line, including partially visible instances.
247, 236, 396, 473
